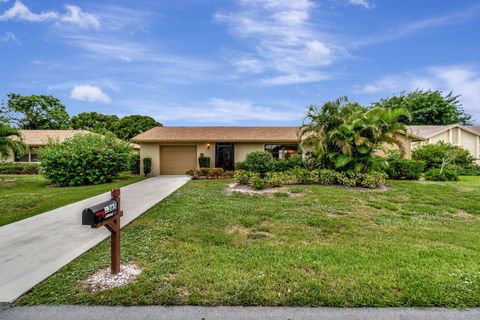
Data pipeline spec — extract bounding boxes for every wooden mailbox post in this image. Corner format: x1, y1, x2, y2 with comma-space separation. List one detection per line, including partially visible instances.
82, 188, 123, 274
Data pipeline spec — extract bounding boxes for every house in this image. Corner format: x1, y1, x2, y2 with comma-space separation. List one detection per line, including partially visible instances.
5, 130, 140, 162
409, 124, 480, 161
131, 126, 422, 175
5, 130, 89, 162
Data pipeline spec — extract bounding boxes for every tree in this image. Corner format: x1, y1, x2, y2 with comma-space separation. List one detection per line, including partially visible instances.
0, 93, 71, 129
0, 124, 26, 160
412, 141, 475, 170
113, 115, 161, 141
373, 90, 472, 125
71, 112, 119, 134
299, 97, 410, 172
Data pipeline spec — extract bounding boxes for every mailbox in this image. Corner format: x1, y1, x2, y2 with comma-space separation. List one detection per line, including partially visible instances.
82, 199, 118, 226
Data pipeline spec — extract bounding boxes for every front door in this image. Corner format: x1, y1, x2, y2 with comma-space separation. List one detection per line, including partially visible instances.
215, 143, 234, 171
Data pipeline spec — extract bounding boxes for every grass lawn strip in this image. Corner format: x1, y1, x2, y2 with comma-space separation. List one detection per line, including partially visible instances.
0, 173, 145, 227
17, 177, 480, 307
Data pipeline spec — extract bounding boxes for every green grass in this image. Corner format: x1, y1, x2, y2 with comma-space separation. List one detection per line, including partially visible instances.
0, 173, 145, 227
17, 177, 480, 307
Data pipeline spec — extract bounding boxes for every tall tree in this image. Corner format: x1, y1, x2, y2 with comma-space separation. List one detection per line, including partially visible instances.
0, 93, 70, 129
71, 112, 119, 134
373, 90, 472, 125
299, 97, 410, 172
113, 115, 161, 140
0, 124, 26, 160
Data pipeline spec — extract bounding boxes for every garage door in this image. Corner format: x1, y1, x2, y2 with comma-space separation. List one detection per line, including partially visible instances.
160, 146, 197, 175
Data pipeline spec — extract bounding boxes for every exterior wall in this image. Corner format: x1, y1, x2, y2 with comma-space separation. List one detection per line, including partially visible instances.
234, 143, 265, 163
197, 142, 215, 168
429, 131, 450, 144
140, 143, 160, 176
452, 128, 459, 144
139, 142, 216, 175
460, 130, 479, 158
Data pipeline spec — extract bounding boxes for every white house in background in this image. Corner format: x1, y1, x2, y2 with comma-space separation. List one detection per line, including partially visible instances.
408, 124, 480, 161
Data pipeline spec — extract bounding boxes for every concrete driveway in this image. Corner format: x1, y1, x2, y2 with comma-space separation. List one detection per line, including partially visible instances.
0, 175, 189, 303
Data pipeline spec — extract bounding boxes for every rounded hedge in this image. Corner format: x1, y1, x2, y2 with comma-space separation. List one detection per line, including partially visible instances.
39, 133, 132, 186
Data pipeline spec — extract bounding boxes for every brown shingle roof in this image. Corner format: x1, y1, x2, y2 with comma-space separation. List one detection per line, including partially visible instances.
20, 130, 89, 145
131, 126, 300, 143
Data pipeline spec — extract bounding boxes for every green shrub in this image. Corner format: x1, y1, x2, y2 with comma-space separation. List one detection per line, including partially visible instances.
265, 171, 295, 187
208, 168, 224, 177
291, 168, 315, 184
316, 169, 338, 185
198, 155, 211, 168
234, 170, 254, 185
454, 165, 480, 176
250, 174, 266, 190
269, 155, 304, 172
357, 171, 387, 189
143, 157, 152, 176
387, 158, 426, 180
413, 142, 475, 169
0, 162, 40, 174
130, 153, 140, 175
235, 161, 248, 170
424, 168, 459, 181
39, 133, 132, 187
243, 151, 273, 176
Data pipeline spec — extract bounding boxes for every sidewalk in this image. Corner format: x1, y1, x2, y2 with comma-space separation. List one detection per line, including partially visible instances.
1, 306, 479, 320
0, 176, 189, 302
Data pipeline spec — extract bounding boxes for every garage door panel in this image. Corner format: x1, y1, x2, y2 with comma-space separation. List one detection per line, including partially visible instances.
160, 146, 196, 175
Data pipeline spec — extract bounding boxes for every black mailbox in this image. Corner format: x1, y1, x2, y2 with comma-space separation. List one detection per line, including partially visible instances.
82, 199, 118, 226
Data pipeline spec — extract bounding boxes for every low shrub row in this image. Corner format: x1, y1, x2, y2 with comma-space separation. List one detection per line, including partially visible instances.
186, 168, 234, 179
0, 162, 41, 174
235, 152, 304, 175
385, 158, 426, 180
424, 168, 459, 181
235, 168, 387, 190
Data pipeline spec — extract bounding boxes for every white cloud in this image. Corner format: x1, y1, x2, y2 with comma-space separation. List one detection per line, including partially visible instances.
348, 0, 374, 9
355, 65, 480, 119
153, 98, 301, 123
262, 72, 331, 85
70, 85, 111, 103
215, 0, 341, 85
0, 1, 100, 29
1, 31, 20, 44
353, 4, 480, 47
58, 5, 100, 29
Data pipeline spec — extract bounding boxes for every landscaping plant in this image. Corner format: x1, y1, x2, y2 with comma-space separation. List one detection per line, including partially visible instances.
298, 97, 410, 172
198, 154, 211, 168
143, 157, 152, 176
0, 123, 26, 160
39, 133, 132, 186
424, 168, 459, 181
412, 141, 475, 170
130, 153, 140, 175
0, 162, 40, 174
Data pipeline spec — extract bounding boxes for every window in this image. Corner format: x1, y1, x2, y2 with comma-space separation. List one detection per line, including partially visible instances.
264, 144, 300, 159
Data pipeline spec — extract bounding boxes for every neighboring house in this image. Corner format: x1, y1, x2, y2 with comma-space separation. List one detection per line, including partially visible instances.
7, 130, 90, 162
5, 129, 141, 162
409, 124, 480, 161
131, 126, 421, 175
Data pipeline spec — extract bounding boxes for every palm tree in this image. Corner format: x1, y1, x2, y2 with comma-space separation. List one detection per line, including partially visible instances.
298, 98, 410, 172
0, 124, 26, 161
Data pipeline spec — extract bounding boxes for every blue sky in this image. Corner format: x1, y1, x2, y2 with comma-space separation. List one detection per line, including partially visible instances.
1, 0, 479, 125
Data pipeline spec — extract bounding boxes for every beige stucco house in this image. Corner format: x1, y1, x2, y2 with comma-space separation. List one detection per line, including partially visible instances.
131, 127, 300, 175
4, 130, 140, 162
132, 126, 423, 175
4, 130, 90, 162
409, 125, 480, 161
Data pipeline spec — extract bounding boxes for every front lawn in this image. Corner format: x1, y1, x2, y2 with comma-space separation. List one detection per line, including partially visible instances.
0, 173, 145, 227
17, 177, 480, 307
